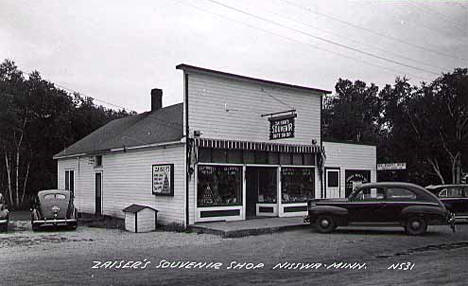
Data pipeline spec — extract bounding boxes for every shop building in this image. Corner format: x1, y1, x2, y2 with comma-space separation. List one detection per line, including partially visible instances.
54, 64, 376, 227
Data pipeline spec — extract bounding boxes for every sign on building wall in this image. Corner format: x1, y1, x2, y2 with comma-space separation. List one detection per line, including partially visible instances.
345, 170, 371, 197
269, 114, 296, 140
152, 164, 174, 196
377, 162, 406, 171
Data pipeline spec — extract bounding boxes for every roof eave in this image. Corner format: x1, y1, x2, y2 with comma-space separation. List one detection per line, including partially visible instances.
176, 64, 332, 95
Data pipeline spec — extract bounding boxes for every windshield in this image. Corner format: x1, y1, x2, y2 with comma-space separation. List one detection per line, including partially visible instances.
43, 193, 67, 200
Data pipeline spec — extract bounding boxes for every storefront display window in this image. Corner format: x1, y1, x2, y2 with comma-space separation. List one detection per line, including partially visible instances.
197, 165, 243, 207
281, 167, 315, 203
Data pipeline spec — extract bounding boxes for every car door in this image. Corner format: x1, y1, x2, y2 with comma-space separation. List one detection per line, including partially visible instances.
441, 187, 468, 217
348, 187, 385, 222
380, 187, 417, 222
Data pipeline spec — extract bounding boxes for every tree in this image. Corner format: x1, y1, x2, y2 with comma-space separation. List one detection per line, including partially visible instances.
0, 59, 132, 209
323, 78, 382, 144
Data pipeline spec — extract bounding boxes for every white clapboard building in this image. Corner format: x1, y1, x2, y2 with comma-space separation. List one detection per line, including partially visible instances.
54, 64, 376, 227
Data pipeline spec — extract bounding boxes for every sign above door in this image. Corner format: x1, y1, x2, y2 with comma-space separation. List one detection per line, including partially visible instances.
268, 113, 297, 140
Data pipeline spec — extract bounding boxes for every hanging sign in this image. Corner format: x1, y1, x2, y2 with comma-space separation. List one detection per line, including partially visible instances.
377, 163, 407, 171
152, 164, 174, 196
269, 114, 297, 140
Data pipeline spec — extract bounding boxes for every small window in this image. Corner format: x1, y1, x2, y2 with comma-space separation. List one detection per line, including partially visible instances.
444, 187, 464, 198
327, 171, 339, 188
353, 187, 385, 201
387, 188, 416, 200
65, 170, 74, 194
95, 155, 102, 167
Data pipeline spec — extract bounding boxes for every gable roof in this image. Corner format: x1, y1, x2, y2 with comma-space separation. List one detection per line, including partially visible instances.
176, 64, 332, 95
122, 204, 158, 213
53, 103, 183, 159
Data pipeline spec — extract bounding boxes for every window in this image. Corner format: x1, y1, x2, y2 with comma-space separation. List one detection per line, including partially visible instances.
44, 194, 66, 200
327, 171, 339, 188
197, 165, 243, 207
439, 187, 466, 198
95, 155, 102, 167
353, 187, 385, 201
281, 167, 315, 203
65, 170, 74, 194
386, 188, 416, 200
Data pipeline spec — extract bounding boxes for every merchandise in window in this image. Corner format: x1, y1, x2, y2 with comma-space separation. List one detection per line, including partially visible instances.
197, 165, 242, 207
281, 167, 315, 203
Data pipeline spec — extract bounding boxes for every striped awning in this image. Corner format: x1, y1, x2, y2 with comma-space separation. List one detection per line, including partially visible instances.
194, 137, 323, 154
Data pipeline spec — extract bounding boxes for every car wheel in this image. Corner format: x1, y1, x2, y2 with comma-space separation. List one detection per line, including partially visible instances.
405, 216, 427, 235
68, 223, 78, 231
315, 215, 336, 233
32, 223, 40, 232
0, 223, 6, 232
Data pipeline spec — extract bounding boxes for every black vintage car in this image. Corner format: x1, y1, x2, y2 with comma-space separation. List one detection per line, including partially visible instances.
0, 193, 9, 232
426, 184, 468, 221
31, 189, 78, 231
305, 182, 455, 235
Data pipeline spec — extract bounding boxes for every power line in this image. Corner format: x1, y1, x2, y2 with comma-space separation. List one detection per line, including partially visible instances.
408, 2, 466, 33
280, 0, 467, 62
54, 83, 136, 112
205, 0, 440, 76
178, 0, 428, 81
262, 4, 445, 73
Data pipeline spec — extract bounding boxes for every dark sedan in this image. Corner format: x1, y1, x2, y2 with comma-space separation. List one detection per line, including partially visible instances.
31, 189, 78, 231
305, 182, 455, 235
426, 184, 468, 221
0, 193, 9, 232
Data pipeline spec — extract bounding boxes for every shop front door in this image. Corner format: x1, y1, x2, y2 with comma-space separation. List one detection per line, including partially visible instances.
325, 168, 340, 198
246, 167, 278, 218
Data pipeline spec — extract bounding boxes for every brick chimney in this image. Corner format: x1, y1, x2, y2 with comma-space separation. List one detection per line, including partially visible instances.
151, 88, 162, 111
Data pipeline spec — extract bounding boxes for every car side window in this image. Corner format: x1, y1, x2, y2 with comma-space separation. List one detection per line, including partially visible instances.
438, 189, 447, 198
386, 188, 416, 200
445, 187, 464, 198
353, 187, 385, 201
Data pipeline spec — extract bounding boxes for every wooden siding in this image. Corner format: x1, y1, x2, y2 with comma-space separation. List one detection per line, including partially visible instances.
323, 141, 377, 197
58, 144, 186, 226
125, 212, 136, 232
187, 72, 322, 145
135, 208, 157, 233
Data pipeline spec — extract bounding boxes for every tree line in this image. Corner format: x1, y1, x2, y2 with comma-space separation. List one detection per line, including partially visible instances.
323, 68, 468, 186
0, 59, 133, 209
0, 58, 466, 209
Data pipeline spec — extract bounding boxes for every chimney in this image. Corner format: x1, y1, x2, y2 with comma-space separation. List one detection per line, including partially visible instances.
151, 88, 162, 111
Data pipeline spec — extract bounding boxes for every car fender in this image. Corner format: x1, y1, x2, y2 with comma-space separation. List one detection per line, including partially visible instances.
309, 205, 349, 216
31, 208, 41, 220
401, 205, 445, 218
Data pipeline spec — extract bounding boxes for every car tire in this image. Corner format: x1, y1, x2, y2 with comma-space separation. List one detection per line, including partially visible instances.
68, 223, 78, 231
315, 215, 336, 233
405, 216, 427, 235
32, 223, 40, 232
0, 223, 6, 232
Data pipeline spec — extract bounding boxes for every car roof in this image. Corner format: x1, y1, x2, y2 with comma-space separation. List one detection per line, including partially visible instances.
426, 184, 468, 189
358, 182, 424, 189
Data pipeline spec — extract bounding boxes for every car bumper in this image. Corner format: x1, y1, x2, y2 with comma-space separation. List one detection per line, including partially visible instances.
32, 218, 77, 225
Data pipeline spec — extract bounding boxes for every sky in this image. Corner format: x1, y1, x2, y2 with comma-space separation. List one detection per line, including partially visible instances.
1, 0, 467, 112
